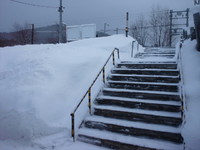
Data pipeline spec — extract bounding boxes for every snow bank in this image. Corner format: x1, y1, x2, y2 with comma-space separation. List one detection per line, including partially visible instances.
181, 40, 200, 150
189, 5, 200, 27
0, 35, 135, 143
190, 5, 200, 14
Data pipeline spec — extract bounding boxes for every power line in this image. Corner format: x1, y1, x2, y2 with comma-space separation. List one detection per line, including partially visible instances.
65, 9, 170, 25
9, 0, 58, 9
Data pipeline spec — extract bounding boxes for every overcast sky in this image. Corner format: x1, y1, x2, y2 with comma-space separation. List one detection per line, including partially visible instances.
0, 0, 194, 32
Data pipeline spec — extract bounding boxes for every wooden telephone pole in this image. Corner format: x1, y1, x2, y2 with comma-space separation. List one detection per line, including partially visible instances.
58, 0, 64, 43
125, 12, 129, 37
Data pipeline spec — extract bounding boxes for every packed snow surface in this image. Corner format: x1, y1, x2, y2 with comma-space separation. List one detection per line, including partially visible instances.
0, 34, 200, 150
181, 40, 200, 150
0, 35, 135, 149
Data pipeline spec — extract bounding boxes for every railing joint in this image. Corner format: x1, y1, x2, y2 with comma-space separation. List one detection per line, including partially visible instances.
71, 113, 75, 142
88, 87, 92, 115
102, 67, 105, 83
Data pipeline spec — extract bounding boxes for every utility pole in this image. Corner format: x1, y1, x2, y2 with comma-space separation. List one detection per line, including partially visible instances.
104, 23, 109, 33
58, 0, 64, 43
31, 24, 34, 44
116, 28, 118, 34
125, 12, 129, 37
186, 8, 189, 27
169, 10, 173, 47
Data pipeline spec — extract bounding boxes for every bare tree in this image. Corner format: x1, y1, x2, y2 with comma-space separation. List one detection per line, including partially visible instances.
131, 15, 149, 46
149, 6, 170, 47
12, 23, 32, 45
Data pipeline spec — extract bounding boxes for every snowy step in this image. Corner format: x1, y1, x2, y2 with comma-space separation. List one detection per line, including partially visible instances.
96, 95, 181, 112
136, 53, 175, 56
94, 105, 181, 118
144, 48, 176, 53
111, 68, 179, 76
135, 53, 175, 59
120, 61, 177, 64
97, 96, 181, 106
108, 74, 180, 83
78, 128, 183, 150
83, 116, 183, 143
117, 63, 177, 69
102, 88, 181, 101
107, 81, 179, 92
143, 51, 176, 54
85, 116, 181, 134
93, 105, 182, 127
142, 52, 176, 54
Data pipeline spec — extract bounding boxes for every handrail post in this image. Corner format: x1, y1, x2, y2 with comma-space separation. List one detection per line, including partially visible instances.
71, 113, 75, 142
118, 49, 120, 59
112, 52, 115, 66
115, 48, 120, 59
102, 67, 105, 83
88, 87, 92, 115
131, 41, 135, 58
137, 42, 139, 51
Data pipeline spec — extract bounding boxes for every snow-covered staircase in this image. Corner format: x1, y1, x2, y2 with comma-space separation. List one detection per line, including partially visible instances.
135, 48, 176, 59
77, 59, 184, 149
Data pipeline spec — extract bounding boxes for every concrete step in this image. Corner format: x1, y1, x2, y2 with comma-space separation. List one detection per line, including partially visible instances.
120, 61, 177, 64
111, 68, 179, 76
102, 88, 181, 101
78, 128, 183, 150
135, 53, 175, 58
143, 51, 176, 54
144, 48, 176, 54
117, 62, 177, 69
93, 105, 182, 127
108, 74, 180, 83
96, 96, 181, 112
83, 116, 183, 143
107, 81, 179, 92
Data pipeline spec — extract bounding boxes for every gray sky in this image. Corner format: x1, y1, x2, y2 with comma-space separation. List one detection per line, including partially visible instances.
0, 0, 194, 32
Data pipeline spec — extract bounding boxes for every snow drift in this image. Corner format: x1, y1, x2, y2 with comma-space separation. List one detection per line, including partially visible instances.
0, 35, 135, 141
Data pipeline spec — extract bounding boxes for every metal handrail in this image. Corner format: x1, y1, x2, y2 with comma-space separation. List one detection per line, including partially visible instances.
177, 42, 186, 150
177, 43, 186, 118
70, 48, 120, 141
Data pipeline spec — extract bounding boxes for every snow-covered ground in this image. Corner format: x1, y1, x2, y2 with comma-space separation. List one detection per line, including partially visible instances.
181, 40, 200, 150
0, 34, 200, 150
0, 35, 137, 150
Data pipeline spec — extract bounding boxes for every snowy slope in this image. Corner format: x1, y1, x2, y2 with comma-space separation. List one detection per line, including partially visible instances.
181, 40, 200, 150
0, 35, 134, 149
0, 34, 200, 150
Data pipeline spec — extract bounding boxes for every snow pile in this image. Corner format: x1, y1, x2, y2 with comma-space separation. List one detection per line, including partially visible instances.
181, 40, 200, 150
190, 5, 200, 14
0, 35, 135, 143
189, 5, 200, 28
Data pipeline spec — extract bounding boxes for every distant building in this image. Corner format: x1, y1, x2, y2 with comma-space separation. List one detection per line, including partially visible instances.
35, 24, 66, 44
67, 24, 96, 42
